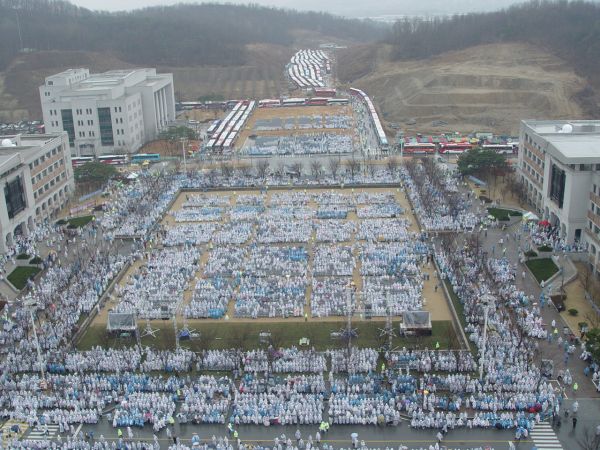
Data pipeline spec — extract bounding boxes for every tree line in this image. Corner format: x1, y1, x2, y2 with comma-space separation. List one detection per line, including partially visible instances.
385, 0, 600, 92
0, 0, 384, 71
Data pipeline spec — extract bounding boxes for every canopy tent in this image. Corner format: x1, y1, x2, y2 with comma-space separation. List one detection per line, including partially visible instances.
107, 312, 137, 332
522, 211, 539, 221
400, 311, 432, 336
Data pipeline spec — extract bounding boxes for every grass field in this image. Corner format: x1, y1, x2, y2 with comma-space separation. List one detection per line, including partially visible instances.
487, 207, 522, 221
78, 320, 458, 352
526, 258, 559, 283
444, 280, 476, 355
7, 266, 41, 290
68, 215, 94, 228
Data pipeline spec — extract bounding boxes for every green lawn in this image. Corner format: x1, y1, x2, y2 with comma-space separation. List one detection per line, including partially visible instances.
78, 320, 458, 352
526, 258, 559, 283
487, 207, 522, 221
16, 253, 30, 260
537, 245, 553, 252
7, 266, 41, 290
444, 280, 477, 355
68, 215, 94, 228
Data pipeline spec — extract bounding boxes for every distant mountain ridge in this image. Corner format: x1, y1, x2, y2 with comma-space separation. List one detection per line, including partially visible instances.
0, 0, 384, 71
384, 0, 600, 95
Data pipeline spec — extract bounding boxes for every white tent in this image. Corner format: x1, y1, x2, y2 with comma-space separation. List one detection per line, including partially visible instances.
522, 211, 539, 221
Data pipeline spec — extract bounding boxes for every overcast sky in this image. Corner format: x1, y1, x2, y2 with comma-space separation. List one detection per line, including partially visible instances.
68, 0, 531, 18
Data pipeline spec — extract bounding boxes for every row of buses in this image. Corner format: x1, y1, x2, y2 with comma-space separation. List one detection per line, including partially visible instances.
71, 153, 161, 167
205, 100, 256, 151
257, 97, 349, 108
288, 49, 330, 89
402, 142, 518, 155
349, 88, 388, 149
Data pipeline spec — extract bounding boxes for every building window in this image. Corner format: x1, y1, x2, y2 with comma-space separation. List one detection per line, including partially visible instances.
550, 164, 566, 209
61, 109, 75, 146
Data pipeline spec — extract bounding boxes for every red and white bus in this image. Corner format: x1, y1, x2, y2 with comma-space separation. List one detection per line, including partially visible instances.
439, 142, 473, 154
403, 143, 436, 154
98, 155, 128, 165
71, 156, 93, 167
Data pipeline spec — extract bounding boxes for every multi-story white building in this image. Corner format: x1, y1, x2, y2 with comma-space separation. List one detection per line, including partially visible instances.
40, 68, 175, 156
0, 132, 74, 253
518, 120, 600, 267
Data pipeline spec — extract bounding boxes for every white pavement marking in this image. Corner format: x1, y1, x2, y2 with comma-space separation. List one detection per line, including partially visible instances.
27, 424, 60, 441
73, 423, 83, 438
530, 421, 563, 449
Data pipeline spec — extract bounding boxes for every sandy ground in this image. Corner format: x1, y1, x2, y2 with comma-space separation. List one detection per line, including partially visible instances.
235, 105, 355, 153
90, 186, 452, 329
340, 42, 587, 135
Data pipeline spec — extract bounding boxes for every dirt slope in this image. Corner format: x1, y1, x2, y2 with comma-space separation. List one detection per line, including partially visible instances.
1, 51, 137, 122
338, 43, 587, 135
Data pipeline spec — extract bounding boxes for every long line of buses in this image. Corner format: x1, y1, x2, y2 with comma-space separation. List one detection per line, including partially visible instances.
349, 87, 388, 149
205, 100, 256, 151
402, 141, 518, 155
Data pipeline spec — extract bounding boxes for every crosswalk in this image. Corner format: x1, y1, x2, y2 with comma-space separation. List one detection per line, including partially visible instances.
530, 421, 563, 449
26, 424, 60, 441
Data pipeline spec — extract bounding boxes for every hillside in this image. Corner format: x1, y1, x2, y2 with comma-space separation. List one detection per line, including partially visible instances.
0, 43, 295, 121
0, 0, 384, 121
0, 0, 383, 71
338, 42, 586, 135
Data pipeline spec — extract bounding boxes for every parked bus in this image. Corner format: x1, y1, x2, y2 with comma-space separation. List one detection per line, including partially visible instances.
71, 156, 93, 167
438, 142, 473, 154
98, 155, 128, 165
131, 153, 161, 164
403, 143, 436, 154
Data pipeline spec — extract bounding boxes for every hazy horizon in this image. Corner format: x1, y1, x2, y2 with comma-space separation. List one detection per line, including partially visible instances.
68, 0, 533, 18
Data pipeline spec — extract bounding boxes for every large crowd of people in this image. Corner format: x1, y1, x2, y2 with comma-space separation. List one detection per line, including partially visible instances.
2, 165, 598, 449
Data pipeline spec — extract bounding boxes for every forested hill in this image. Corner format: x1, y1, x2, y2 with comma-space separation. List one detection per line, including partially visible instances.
0, 0, 384, 71
385, 0, 600, 88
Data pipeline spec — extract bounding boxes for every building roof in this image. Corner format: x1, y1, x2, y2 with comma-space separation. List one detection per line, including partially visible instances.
0, 133, 66, 165
0, 153, 22, 175
523, 120, 600, 164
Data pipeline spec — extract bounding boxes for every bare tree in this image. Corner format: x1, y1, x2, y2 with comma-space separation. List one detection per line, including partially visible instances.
328, 158, 340, 179
577, 426, 600, 450
346, 159, 361, 180
366, 162, 377, 178
207, 168, 218, 185
310, 161, 323, 180
256, 160, 270, 179
290, 162, 303, 179
238, 164, 252, 178
274, 162, 285, 179
386, 156, 399, 174
220, 162, 234, 179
